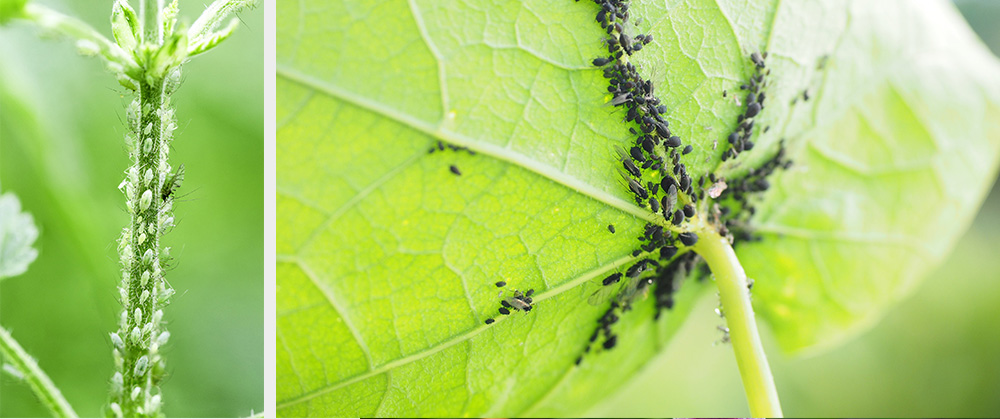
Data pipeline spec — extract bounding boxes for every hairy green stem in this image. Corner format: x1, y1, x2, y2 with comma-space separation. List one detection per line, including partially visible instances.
110, 75, 178, 419
0, 327, 78, 418
692, 228, 782, 417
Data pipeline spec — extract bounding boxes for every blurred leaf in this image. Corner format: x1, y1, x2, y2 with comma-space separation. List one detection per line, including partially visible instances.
0, 0, 26, 25
0, 191, 39, 280
276, 0, 1000, 416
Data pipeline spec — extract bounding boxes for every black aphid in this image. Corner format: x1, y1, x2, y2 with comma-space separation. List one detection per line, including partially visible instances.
750, 51, 764, 67
682, 145, 693, 155
525, 289, 535, 297
592, 57, 611, 67
660, 174, 676, 190
745, 102, 761, 118
627, 178, 648, 199
630, 146, 645, 162
603, 335, 618, 349
664, 136, 681, 148
485, 318, 495, 325
659, 245, 677, 260
449, 165, 461, 176
603, 272, 623, 286
608, 224, 616, 234
622, 158, 641, 178
663, 184, 677, 214
161, 164, 185, 201
683, 204, 695, 218
678, 232, 698, 246
672, 210, 684, 226
649, 196, 660, 213
495, 281, 506, 287
499, 307, 510, 315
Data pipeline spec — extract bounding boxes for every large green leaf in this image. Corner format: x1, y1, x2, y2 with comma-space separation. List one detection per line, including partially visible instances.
276, 0, 1000, 416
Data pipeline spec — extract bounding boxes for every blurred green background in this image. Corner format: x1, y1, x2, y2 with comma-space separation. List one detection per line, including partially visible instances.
590, 0, 1000, 416
0, 0, 262, 417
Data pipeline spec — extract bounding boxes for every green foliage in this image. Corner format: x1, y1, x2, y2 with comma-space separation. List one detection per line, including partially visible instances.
0, 0, 26, 24
0, 0, 263, 416
277, 0, 1000, 416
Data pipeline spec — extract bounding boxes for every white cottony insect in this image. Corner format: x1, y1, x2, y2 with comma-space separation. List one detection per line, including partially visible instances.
152, 310, 163, 324
147, 395, 162, 413
155, 331, 170, 346
111, 372, 123, 392
139, 290, 150, 304
134, 308, 143, 325
141, 270, 150, 287
130, 326, 141, 343
142, 248, 154, 265
110, 332, 124, 349
138, 232, 147, 246
139, 190, 153, 212
143, 168, 154, 186
133, 355, 149, 377
110, 402, 123, 418
131, 386, 141, 400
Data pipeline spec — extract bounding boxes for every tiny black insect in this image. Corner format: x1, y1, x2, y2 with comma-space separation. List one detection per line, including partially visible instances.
672, 210, 684, 226
525, 289, 534, 297
649, 196, 660, 213
678, 232, 699, 246
499, 307, 510, 315
682, 145, 693, 155
603, 335, 618, 350
745, 102, 761, 118
750, 51, 765, 68
659, 245, 677, 260
622, 157, 641, 178
485, 318, 495, 325
495, 281, 506, 288
608, 224, 616, 234
449, 165, 462, 176
603, 272, 623, 286
664, 136, 681, 148
161, 164, 185, 201
683, 204, 695, 218
592, 57, 611, 67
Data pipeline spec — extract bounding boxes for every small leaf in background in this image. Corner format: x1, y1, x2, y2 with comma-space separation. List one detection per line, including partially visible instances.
0, 190, 39, 280
277, 0, 1000, 416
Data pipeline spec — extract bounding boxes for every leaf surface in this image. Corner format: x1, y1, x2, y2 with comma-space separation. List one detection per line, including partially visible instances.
276, 0, 1000, 415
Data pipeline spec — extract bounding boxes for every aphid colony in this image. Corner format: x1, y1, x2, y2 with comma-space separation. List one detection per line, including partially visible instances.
483, 280, 535, 325
572, 0, 798, 364
713, 141, 792, 243
573, 0, 715, 363
721, 52, 770, 162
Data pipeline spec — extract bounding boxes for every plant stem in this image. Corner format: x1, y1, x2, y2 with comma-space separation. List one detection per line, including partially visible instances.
110, 76, 177, 419
692, 228, 782, 417
0, 327, 78, 418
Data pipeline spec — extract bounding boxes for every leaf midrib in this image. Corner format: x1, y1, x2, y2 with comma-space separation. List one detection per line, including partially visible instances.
276, 64, 660, 225
275, 251, 647, 409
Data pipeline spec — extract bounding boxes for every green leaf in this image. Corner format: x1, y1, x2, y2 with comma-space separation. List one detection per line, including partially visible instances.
277, 0, 1000, 416
0, 190, 39, 280
110, 0, 140, 52
0, 0, 26, 24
